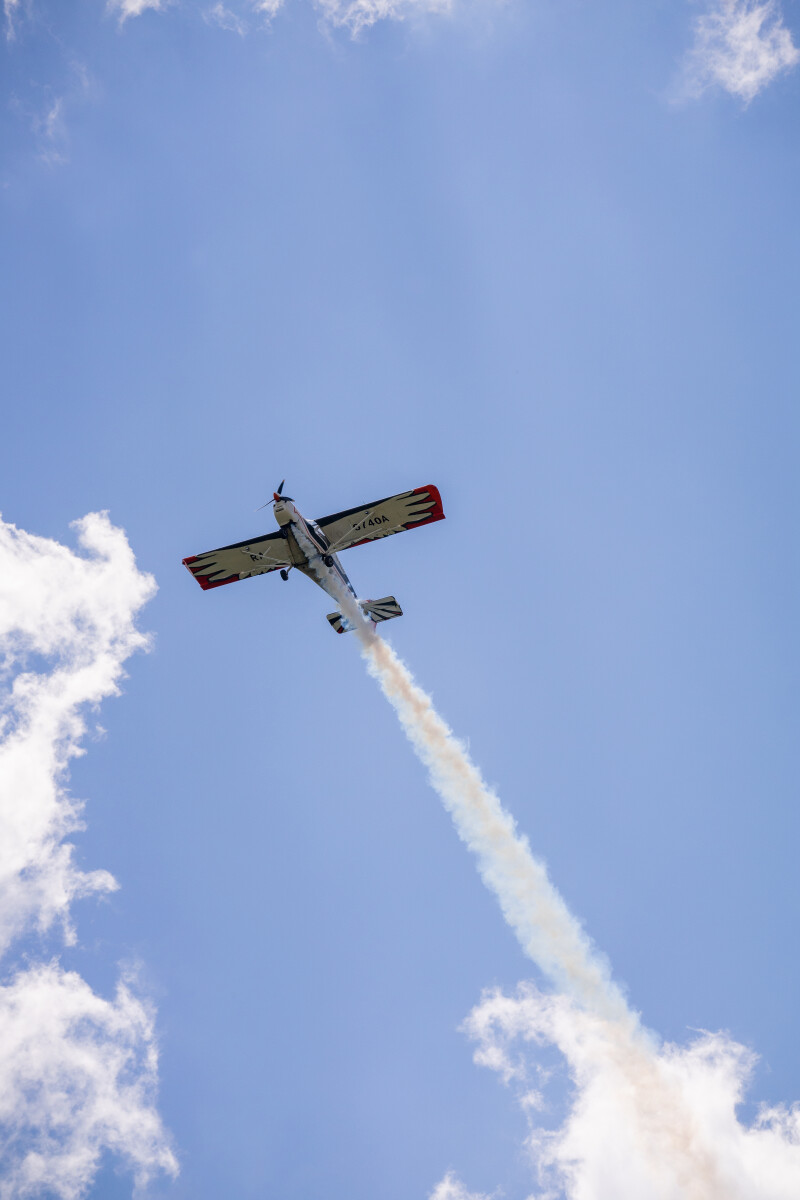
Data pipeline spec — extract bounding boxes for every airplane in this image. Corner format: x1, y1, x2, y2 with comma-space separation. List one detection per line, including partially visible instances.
182, 483, 445, 633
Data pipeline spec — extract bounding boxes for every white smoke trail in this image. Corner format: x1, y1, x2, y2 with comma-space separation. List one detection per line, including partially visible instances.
310, 559, 632, 1018
0, 512, 176, 1198
354, 625, 730, 1199
304, 554, 627, 1015
300, 538, 800, 1196
361, 630, 628, 1019
298, 555, 744, 1198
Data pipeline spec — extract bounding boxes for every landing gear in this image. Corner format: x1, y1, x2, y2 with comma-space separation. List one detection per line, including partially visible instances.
280, 569, 290, 581
323, 556, 334, 567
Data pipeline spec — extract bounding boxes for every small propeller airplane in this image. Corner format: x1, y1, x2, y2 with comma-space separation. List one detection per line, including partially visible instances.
182, 483, 445, 633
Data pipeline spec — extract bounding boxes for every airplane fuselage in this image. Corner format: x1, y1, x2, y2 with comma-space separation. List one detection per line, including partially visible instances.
271, 497, 356, 606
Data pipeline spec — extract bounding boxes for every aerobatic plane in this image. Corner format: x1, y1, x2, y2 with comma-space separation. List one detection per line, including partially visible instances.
182, 483, 445, 633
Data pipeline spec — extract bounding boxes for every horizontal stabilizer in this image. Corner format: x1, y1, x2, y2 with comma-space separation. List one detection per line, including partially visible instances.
327, 596, 403, 634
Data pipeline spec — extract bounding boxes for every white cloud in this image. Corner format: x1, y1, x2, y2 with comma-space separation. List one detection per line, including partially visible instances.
105, 0, 458, 35
10, 63, 92, 168
107, 0, 166, 24
462, 982, 800, 1200
3, 0, 18, 39
428, 1172, 492, 1200
0, 512, 154, 953
251, 0, 284, 21
31, 96, 68, 166
3, 0, 29, 42
686, 0, 800, 102
314, 0, 451, 35
0, 512, 175, 1195
0, 964, 177, 1200
205, 2, 248, 34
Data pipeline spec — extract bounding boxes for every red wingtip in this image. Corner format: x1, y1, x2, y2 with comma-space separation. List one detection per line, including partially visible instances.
182, 555, 237, 591
411, 484, 445, 524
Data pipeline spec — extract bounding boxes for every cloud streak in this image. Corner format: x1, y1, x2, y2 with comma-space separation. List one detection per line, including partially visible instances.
106, 0, 452, 36
107, 0, 165, 25
3, 0, 20, 40
204, 3, 248, 35
0, 512, 175, 1197
686, 0, 799, 101
314, 0, 451, 36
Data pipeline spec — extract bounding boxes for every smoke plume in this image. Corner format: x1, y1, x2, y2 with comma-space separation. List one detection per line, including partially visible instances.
314, 560, 800, 1199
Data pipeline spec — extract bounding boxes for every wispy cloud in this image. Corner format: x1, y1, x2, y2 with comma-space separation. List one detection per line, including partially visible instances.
3, 0, 27, 42
314, 0, 451, 35
251, 0, 284, 22
31, 95, 68, 165
428, 1172, 491, 1200
0, 512, 175, 1195
463, 982, 800, 1199
111, 0, 451, 36
685, 0, 800, 102
3, 0, 18, 39
205, 2, 248, 34
107, 0, 166, 25
7, 0, 796, 96
10, 62, 92, 167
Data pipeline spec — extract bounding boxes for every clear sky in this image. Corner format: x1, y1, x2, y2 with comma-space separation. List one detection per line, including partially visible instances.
2, 2, 800, 1199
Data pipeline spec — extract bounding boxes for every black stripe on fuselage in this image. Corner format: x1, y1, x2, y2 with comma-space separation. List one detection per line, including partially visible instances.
302, 520, 330, 551
291, 515, 330, 554
290, 516, 354, 593
330, 555, 353, 592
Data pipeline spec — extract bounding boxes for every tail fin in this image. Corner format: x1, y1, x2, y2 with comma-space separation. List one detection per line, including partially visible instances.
327, 596, 403, 634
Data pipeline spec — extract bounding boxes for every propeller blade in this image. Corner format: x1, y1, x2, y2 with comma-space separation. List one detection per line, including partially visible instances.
256, 480, 291, 510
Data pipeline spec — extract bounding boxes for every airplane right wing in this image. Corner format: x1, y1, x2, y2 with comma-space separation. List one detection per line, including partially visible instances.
315, 485, 444, 554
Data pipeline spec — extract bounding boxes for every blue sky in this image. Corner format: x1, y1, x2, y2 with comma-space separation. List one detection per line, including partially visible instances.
2, 2, 800, 1198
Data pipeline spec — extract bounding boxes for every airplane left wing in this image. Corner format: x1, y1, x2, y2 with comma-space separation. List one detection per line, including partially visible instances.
316, 485, 444, 554
183, 529, 292, 590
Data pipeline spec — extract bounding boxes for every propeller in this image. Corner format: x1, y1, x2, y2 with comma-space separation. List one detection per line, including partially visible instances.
256, 480, 293, 512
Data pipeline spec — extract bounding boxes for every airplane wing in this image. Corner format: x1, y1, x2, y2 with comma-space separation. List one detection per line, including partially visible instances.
316, 484, 444, 553
183, 529, 292, 590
